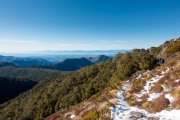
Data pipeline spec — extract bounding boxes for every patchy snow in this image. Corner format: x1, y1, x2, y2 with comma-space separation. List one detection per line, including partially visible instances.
70, 114, 75, 119
134, 93, 143, 98
136, 68, 171, 102
110, 83, 180, 120
110, 68, 179, 120
165, 94, 174, 104
161, 85, 171, 92
136, 98, 143, 102
161, 68, 170, 75
140, 75, 163, 98
147, 93, 160, 101
175, 79, 180, 83
136, 74, 142, 79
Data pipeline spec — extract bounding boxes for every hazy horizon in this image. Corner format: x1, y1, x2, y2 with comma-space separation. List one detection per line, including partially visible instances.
0, 0, 180, 52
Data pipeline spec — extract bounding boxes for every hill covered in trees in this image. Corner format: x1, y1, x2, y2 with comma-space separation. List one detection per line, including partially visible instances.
0, 62, 16, 67
0, 49, 157, 120
0, 66, 64, 82
0, 67, 65, 104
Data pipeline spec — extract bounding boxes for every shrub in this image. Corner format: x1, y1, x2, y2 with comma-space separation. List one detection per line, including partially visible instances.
128, 100, 136, 106
172, 98, 180, 109
166, 44, 180, 56
130, 80, 146, 93
149, 96, 170, 113
127, 96, 136, 106
83, 110, 100, 120
150, 84, 164, 93
142, 101, 150, 109
171, 89, 180, 98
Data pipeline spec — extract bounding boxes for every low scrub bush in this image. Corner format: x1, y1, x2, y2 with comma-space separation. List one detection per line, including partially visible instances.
142, 101, 150, 109
172, 98, 180, 109
149, 96, 170, 113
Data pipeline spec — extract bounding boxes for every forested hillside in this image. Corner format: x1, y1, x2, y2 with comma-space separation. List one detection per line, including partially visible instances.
0, 62, 16, 67
0, 66, 64, 82
0, 50, 156, 120
0, 67, 65, 104
47, 38, 180, 120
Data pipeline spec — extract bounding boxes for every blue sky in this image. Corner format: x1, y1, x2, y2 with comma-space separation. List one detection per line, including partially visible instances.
0, 0, 180, 52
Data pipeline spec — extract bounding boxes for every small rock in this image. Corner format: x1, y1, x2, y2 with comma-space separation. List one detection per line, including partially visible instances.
129, 111, 144, 119
147, 117, 160, 120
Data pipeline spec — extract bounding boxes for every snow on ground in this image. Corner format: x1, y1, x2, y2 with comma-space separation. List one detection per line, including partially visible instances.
110, 68, 180, 120
175, 79, 180, 83
165, 94, 174, 104
135, 68, 170, 101
147, 93, 160, 101
136, 74, 142, 79
110, 83, 180, 120
70, 114, 75, 119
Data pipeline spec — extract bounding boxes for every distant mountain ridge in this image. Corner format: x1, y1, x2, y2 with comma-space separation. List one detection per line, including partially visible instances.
41, 55, 111, 71
88, 55, 111, 63
0, 55, 111, 71
0, 55, 51, 67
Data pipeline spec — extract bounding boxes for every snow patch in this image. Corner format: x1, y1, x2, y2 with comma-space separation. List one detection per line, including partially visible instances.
136, 74, 142, 79
175, 79, 180, 83
147, 93, 160, 101
165, 94, 174, 103
70, 114, 75, 119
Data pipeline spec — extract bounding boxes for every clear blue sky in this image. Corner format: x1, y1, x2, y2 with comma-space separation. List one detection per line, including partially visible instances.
0, 0, 180, 52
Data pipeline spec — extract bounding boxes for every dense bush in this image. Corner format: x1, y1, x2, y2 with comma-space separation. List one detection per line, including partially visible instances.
166, 44, 180, 56
142, 101, 150, 109
150, 84, 164, 93
149, 96, 170, 113
0, 66, 63, 82
172, 98, 180, 109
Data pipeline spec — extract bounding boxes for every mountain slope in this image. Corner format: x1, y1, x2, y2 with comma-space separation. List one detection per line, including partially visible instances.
0, 62, 16, 67
41, 55, 110, 71
53, 58, 93, 71
0, 67, 65, 104
0, 49, 156, 120
47, 38, 180, 120
88, 55, 111, 63
111, 52, 180, 120
0, 66, 64, 82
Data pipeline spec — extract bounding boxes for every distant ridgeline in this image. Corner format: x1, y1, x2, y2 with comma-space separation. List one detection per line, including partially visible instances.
0, 55, 111, 71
